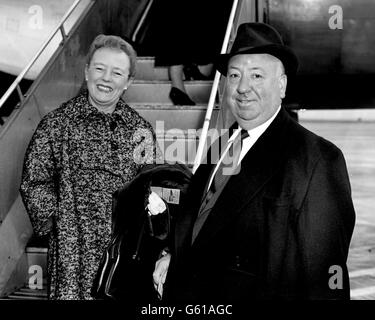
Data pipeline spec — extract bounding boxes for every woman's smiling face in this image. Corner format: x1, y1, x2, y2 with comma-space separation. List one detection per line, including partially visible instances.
85, 47, 132, 112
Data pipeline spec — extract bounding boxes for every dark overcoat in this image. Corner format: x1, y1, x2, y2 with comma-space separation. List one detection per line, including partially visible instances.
165, 107, 355, 301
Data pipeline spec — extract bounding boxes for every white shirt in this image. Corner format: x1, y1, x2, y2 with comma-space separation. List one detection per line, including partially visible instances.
207, 106, 281, 191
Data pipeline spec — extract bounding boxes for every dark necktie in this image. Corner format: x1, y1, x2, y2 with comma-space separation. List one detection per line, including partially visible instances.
210, 129, 249, 193
191, 129, 249, 244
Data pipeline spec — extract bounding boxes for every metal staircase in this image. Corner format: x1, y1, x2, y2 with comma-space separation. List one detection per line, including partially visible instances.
130, 56, 219, 165
1, 247, 48, 300
2, 54, 217, 300
0, 0, 252, 300
0, 0, 152, 299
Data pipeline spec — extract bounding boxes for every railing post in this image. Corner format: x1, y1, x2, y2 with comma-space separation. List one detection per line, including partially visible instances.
192, 0, 242, 173
16, 85, 24, 104
132, 0, 154, 43
60, 25, 67, 43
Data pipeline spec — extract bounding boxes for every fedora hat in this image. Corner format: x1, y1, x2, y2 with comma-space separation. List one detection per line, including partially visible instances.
215, 22, 298, 76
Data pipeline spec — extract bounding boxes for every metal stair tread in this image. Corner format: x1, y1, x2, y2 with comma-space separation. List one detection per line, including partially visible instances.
130, 103, 219, 110
18, 288, 48, 295
26, 247, 48, 253
125, 81, 213, 103
22, 279, 48, 286
132, 80, 213, 85
137, 56, 155, 61
4, 283, 48, 300
7, 294, 48, 300
155, 128, 219, 138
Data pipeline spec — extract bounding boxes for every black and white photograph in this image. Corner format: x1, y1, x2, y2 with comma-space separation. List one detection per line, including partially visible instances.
0, 0, 374, 316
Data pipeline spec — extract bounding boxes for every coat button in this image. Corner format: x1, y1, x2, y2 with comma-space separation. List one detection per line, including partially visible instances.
235, 255, 241, 268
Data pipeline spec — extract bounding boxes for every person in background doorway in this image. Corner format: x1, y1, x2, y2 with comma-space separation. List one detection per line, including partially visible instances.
145, 0, 233, 105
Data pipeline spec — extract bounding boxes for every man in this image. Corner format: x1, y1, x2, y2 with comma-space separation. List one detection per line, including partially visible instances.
153, 23, 355, 300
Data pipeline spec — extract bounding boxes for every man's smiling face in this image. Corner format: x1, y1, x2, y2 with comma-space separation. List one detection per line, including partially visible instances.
225, 53, 287, 130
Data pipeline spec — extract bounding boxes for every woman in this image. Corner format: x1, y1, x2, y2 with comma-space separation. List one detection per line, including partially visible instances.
144, 0, 233, 105
20, 35, 160, 300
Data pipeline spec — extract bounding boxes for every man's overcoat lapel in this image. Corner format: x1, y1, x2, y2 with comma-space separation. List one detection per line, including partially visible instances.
191, 108, 291, 249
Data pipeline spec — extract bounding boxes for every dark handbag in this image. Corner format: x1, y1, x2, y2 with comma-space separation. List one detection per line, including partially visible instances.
91, 163, 191, 302
91, 203, 169, 301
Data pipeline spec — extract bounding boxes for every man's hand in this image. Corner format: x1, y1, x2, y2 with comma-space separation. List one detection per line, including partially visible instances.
153, 253, 171, 299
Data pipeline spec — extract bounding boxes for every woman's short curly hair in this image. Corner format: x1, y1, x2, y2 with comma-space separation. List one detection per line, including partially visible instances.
86, 34, 137, 79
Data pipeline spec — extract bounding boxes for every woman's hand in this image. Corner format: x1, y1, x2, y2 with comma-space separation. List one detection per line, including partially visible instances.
153, 253, 171, 299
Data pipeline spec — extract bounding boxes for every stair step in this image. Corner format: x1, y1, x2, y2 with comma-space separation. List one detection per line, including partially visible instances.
155, 129, 222, 165
156, 133, 200, 165
136, 57, 169, 80
131, 103, 220, 131
132, 103, 213, 110
129, 102, 221, 164
125, 80, 213, 104
26, 247, 48, 253
26, 247, 47, 268
24, 246, 48, 290
7, 294, 47, 300
135, 57, 214, 81
24, 280, 48, 291
18, 288, 48, 296
5, 285, 48, 300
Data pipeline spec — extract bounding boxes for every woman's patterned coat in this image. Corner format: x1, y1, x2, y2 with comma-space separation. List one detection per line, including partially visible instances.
20, 92, 160, 300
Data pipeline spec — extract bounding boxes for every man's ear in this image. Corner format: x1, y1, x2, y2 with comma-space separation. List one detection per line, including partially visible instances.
279, 74, 287, 99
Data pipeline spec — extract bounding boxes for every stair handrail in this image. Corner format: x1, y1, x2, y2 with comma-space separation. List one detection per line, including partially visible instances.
0, 0, 85, 111
192, 0, 242, 173
131, 0, 154, 43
